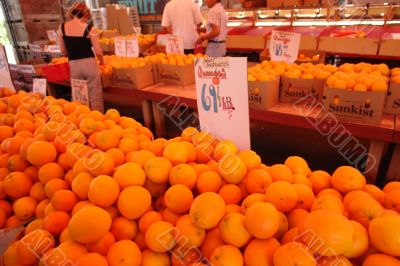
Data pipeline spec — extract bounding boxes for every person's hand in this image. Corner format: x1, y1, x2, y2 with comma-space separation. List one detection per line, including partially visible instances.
196, 35, 203, 45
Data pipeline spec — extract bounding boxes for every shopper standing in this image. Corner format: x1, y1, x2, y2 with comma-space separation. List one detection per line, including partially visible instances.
196, 0, 228, 57
58, 3, 104, 113
161, 0, 203, 54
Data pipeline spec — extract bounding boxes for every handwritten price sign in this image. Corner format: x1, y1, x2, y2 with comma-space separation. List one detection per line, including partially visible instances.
115, 37, 127, 57
166, 35, 184, 54
195, 57, 250, 150
126, 37, 139, 58
269, 31, 301, 64
33, 79, 47, 96
71, 79, 89, 106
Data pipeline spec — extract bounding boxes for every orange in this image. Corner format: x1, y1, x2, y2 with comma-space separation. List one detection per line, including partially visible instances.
181, 127, 199, 142
243, 238, 280, 266
145, 221, 175, 253
369, 214, 400, 257
95, 129, 120, 151
13, 118, 35, 133
38, 162, 64, 183
138, 211, 164, 233
238, 150, 261, 171
43, 211, 70, 237
161, 208, 180, 226
113, 162, 146, 189
59, 228, 72, 243
105, 109, 121, 123
68, 206, 112, 244
213, 140, 238, 161
0, 126, 14, 142
273, 242, 316, 266
5, 136, 25, 154
241, 193, 266, 213
196, 170, 222, 193
111, 216, 139, 241
311, 194, 344, 214
71, 172, 93, 200
79, 118, 98, 135
171, 246, 203, 266
219, 184, 242, 204
106, 148, 125, 166
87, 151, 115, 176
245, 169, 272, 194
190, 192, 225, 229
27, 141, 57, 167
164, 184, 193, 214
24, 165, 38, 182
88, 175, 120, 207
293, 184, 315, 210
117, 186, 152, 219
196, 142, 214, 163
44, 179, 69, 199
17, 229, 55, 265
51, 190, 77, 212
118, 137, 139, 154
201, 228, 224, 260
384, 181, 400, 193
40, 240, 88, 265
175, 215, 206, 248
148, 138, 166, 156
169, 163, 197, 189
298, 210, 353, 256
267, 164, 293, 182
76, 253, 108, 266
35, 199, 49, 218
25, 218, 44, 235
218, 154, 247, 184
342, 220, 369, 259
5, 215, 23, 228
3, 171, 32, 198
163, 142, 188, 165
265, 181, 298, 212
346, 196, 383, 228
7, 154, 29, 171
363, 253, 400, 266
384, 188, 400, 213
87, 231, 116, 256
331, 166, 366, 194
363, 184, 385, 205
3, 241, 21, 266
13, 196, 37, 220
210, 245, 243, 266
292, 174, 312, 188
245, 202, 280, 239
141, 249, 171, 266
219, 212, 251, 248
144, 179, 167, 198
181, 141, 196, 163
318, 188, 343, 200
284, 156, 311, 176
144, 157, 172, 184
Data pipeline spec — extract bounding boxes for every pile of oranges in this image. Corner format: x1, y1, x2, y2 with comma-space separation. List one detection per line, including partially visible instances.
1, 90, 400, 266
147, 53, 206, 66
390, 68, 400, 84
103, 55, 149, 69
51, 57, 68, 65
99, 65, 113, 76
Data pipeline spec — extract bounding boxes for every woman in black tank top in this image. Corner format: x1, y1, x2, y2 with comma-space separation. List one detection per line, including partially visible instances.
58, 3, 105, 113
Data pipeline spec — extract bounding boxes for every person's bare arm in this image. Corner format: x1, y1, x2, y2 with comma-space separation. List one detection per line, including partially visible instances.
58, 26, 67, 55
89, 28, 104, 65
196, 23, 220, 44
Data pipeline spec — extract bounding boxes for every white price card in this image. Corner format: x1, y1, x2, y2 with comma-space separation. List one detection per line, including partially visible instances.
33, 78, 47, 96
47, 45, 61, 53
269, 31, 301, 64
115, 37, 127, 57
194, 57, 251, 150
71, 79, 89, 106
126, 37, 139, 57
0, 45, 15, 91
166, 35, 184, 54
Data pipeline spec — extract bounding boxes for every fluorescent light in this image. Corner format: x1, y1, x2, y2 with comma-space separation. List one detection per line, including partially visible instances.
387, 20, 400, 24
285, 14, 291, 18
227, 22, 243, 27
381, 12, 385, 16
345, 14, 351, 17
255, 21, 290, 26
384, 2, 389, 5
259, 14, 269, 18
293, 21, 330, 26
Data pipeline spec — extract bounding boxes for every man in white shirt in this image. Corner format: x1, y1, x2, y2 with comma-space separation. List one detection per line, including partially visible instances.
161, 0, 203, 54
196, 0, 227, 57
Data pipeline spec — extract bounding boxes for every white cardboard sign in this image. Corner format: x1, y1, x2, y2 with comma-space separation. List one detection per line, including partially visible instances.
0, 46, 15, 91
166, 35, 184, 54
270, 30, 301, 64
33, 78, 47, 96
115, 37, 127, 57
194, 57, 251, 150
126, 37, 139, 57
71, 79, 89, 106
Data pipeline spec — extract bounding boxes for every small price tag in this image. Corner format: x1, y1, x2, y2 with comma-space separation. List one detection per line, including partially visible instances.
47, 30, 58, 42
166, 35, 184, 54
115, 37, 127, 57
33, 78, 47, 96
126, 37, 139, 57
270, 30, 301, 64
71, 79, 89, 106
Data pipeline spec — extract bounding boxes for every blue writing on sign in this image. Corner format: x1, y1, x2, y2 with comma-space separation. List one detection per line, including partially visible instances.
201, 83, 218, 113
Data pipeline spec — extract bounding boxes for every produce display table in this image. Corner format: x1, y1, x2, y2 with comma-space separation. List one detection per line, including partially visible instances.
103, 84, 396, 184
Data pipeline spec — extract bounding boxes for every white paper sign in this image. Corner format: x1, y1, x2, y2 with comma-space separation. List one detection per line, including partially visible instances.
33, 79, 47, 96
0, 46, 15, 91
47, 30, 58, 42
29, 44, 42, 53
166, 35, 184, 54
115, 38, 127, 57
194, 57, 251, 150
47, 45, 61, 53
133, 27, 141, 35
269, 31, 301, 64
126, 37, 139, 57
71, 79, 89, 106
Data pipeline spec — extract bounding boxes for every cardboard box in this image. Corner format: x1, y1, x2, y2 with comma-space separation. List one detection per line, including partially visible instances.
384, 82, 400, 115
267, 0, 283, 8
323, 87, 385, 124
151, 63, 159, 84
101, 74, 114, 88
227, 35, 266, 50
280, 77, 326, 103
157, 64, 195, 86
283, 0, 302, 7
114, 64, 154, 89
248, 78, 280, 110
379, 40, 400, 57
318, 36, 379, 56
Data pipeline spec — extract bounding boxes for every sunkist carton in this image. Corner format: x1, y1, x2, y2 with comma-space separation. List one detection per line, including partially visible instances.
384, 82, 400, 115
323, 87, 386, 124
114, 64, 154, 89
157, 64, 195, 87
280, 77, 326, 103
248, 78, 280, 110
101, 74, 114, 88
